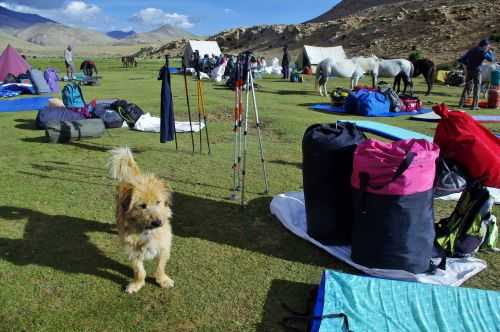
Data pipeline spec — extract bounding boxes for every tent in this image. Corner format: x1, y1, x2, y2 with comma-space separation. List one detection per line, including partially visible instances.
183, 40, 222, 66
0, 45, 31, 82
296, 45, 346, 73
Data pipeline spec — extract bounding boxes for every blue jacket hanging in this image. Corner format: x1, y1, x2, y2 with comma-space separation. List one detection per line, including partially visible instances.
159, 66, 175, 143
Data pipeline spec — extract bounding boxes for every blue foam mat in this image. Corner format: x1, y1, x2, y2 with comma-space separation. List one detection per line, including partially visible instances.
311, 103, 432, 117
0, 97, 51, 112
341, 120, 434, 141
312, 271, 500, 332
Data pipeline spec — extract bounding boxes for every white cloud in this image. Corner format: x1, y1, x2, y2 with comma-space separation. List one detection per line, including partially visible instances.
61, 1, 100, 19
223, 8, 234, 14
130, 8, 193, 29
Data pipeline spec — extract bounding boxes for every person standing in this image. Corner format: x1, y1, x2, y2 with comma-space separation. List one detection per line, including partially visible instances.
282, 45, 290, 80
458, 39, 496, 110
64, 45, 74, 79
408, 45, 423, 63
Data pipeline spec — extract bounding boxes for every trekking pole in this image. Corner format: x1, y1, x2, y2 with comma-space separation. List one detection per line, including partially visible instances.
194, 51, 203, 154
240, 53, 253, 207
165, 55, 178, 151
182, 57, 195, 153
232, 59, 244, 195
199, 78, 211, 154
249, 68, 270, 193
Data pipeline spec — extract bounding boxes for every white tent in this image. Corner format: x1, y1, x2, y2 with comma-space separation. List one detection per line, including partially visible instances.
184, 40, 222, 66
296, 45, 346, 73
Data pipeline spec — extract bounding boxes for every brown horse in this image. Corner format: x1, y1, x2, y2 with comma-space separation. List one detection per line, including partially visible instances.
394, 58, 436, 95
121, 56, 137, 68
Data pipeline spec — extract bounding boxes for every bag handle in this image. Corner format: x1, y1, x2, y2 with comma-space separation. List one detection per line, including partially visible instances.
360, 151, 416, 191
281, 302, 352, 332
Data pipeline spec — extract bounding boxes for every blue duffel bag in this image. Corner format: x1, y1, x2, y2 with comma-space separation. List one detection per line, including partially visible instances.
344, 89, 390, 116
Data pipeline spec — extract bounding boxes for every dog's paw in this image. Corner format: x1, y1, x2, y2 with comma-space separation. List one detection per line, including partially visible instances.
156, 274, 174, 289
125, 281, 145, 294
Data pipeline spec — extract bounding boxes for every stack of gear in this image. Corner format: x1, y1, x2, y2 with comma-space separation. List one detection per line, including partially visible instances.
290, 69, 303, 83
330, 88, 350, 107
445, 70, 465, 86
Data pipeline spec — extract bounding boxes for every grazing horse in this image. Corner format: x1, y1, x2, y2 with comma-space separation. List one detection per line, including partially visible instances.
352, 56, 380, 87
373, 57, 414, 94
394, 59, 436, 95
315, 58, 365, 96
121, 56, 137, 68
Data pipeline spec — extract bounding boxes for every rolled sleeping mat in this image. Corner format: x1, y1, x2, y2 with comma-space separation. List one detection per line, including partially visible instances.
45, 118, 105, 143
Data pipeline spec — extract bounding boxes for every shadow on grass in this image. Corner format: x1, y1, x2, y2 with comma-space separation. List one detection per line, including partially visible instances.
18, 171, 109, 187
14, 119, 39, 130
256, 279, 315, 332
0, 206, 130, 287
270, 159, 302, 169
172, 192, 332, 267
21, 136, 48, 143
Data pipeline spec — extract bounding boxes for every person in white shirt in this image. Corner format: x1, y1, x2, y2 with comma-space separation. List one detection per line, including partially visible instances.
64, 45, 74, 79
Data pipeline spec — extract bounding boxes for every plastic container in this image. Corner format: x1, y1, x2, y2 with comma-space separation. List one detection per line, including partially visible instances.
491, 69, 500, 87
488, 87, 500, 108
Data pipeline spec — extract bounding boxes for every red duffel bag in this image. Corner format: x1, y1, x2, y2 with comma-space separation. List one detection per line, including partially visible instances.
433, 104, 500, 188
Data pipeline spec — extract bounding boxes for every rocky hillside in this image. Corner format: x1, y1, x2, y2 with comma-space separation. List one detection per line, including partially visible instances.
307, 0, 405, 22
206, 0, 499, 64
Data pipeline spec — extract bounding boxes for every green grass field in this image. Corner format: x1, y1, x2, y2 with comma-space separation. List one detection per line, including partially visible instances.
1, 58, 499, 331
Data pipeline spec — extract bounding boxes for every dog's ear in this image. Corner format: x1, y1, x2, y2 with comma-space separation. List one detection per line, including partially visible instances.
117, 182, 134, 212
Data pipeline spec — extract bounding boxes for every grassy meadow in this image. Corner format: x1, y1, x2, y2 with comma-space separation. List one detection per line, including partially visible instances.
0, 58, 499, 331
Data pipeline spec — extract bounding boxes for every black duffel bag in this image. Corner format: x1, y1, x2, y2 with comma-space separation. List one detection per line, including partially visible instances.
302, 122, 366, 245
110, 100, 144, 127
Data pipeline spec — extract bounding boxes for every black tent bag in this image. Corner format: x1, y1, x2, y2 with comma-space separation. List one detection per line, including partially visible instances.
302, 123, 366, 245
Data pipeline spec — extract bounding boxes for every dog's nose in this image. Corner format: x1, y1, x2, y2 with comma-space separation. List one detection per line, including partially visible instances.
150, 220, 162, 228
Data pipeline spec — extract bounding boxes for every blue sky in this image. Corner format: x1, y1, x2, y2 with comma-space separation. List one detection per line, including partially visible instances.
0, 0, 339, 35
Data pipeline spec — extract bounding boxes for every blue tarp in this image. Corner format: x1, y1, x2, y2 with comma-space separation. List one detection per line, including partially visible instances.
312, 271, 500, 332
0, 83, 35, 98
341, 120, 434, 141
311, 103, 432, 117
0, 97, 51, 112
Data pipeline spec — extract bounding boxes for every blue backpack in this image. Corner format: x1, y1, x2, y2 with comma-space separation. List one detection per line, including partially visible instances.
62, 83, 85, 108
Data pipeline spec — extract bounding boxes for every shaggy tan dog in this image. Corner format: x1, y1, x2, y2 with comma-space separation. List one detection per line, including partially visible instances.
108, 147, 174, 294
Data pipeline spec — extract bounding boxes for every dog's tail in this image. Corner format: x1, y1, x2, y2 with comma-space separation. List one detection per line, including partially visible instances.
108, 147, 140, 181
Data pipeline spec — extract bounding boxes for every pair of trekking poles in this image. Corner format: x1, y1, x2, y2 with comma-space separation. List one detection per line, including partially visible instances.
231, 52, 270, 207
181, 54, 211, 154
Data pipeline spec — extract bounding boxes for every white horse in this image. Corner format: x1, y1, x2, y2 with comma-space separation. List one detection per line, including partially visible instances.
480, 63, 498, 96
375, 57, 414, 94
315, 58, 365, 96
352, 56, 380, 87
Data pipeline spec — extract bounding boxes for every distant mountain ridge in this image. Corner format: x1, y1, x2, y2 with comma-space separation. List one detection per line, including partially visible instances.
123, 24, 196, 44
0, 5, 55, 30
107, 30, 136, 39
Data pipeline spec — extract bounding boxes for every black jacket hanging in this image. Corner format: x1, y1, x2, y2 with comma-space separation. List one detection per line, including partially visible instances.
159, 65, 175, 143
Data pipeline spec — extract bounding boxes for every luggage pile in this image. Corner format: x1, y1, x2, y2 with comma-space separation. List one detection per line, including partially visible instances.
331, 87, 423, 115
302, 107, 499, 273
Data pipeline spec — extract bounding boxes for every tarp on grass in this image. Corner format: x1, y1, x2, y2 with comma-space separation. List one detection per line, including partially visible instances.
310, 270, 500, 332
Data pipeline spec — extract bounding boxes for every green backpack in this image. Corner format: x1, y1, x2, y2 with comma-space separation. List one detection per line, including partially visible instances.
435, 183, 498, 258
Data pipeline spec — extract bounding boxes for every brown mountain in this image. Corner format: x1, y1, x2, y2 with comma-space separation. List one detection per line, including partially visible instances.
207, 0, 499, 64
307, 0, 409, 22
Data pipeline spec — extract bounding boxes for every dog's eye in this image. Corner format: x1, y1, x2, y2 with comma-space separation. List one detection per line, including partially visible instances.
139, 203, 147, 209
156, 200, 161, 205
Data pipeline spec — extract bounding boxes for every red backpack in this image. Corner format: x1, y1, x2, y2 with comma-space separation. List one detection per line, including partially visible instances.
433, 104, 500, 188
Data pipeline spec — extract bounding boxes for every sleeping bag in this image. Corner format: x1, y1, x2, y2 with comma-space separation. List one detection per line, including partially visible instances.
351, 139, 440, 273
36, 107, 86, 129
29, 69, 51, 94
433, 104, 500, 188
303, 123, 366, 245
344, 89, 390, 116
45, 119, 105, 143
